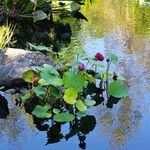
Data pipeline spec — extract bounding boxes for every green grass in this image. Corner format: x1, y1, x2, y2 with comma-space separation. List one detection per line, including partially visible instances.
0, 24, 15, 49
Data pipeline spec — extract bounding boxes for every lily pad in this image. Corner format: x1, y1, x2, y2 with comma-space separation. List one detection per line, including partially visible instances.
108, 80, 128, 98
63, 88, 78, 104
76, 100, 87, 111
63, 71, 85, 92
53, 113, 75, 122
34, 86, 46, 96
22, 70, 37, 83
32, 105, 52, 119
84, 99, 96, 106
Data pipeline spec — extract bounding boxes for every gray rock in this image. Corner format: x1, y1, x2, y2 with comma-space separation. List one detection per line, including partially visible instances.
0, 48, 55, 86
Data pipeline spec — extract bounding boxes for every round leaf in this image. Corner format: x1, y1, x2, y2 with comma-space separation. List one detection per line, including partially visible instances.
53, 108, 60, 114
22, 70, 37, 83
53, 113, 75, 122
76, 100, 87, 111
34, 86, 46, 96
32, 105, 52, 119
77, 111, 88, 117
63, 88, 77, 104
108, 80, 128, 98
63, 71, 85, 92
84, 100, 96, 106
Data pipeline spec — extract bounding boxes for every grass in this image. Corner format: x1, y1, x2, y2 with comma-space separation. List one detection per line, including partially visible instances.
0, 24, 15, 49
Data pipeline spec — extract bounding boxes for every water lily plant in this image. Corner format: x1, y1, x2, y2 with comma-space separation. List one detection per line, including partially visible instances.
21, 49, 128, 122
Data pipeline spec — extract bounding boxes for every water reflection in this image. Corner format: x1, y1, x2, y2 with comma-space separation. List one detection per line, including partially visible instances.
0, 95, 9, 119
32, 115, 96, 149
80, 0, 150, 149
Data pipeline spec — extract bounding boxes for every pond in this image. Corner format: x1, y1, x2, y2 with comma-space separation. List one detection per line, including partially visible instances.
0, 0, 150, 150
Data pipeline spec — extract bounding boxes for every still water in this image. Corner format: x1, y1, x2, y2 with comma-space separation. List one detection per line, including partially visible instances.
0, 0, 150, 150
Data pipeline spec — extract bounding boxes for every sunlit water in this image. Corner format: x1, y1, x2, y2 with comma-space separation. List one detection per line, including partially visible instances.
0, 0, 150, 150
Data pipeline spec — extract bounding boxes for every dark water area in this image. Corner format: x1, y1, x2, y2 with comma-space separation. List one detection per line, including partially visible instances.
0, 0, 150, 150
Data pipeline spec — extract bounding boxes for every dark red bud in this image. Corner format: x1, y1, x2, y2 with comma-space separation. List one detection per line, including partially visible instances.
78, 64, 85, 71
95, 53, 104, 61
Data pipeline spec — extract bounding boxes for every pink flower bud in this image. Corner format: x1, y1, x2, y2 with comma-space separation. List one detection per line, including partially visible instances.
95, 53, 104, 61
78, 64, 85, 71
34, 77, 40, 83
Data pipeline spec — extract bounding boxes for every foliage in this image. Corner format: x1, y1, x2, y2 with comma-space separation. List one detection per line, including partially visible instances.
22, 49, 128, 122
0, 24, 15, 49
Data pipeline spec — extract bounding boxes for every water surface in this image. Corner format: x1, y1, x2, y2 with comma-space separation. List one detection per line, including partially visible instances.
0, 0, 150, 150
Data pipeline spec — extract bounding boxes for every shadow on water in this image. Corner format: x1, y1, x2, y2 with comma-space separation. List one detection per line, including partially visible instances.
33, 115, 96, 149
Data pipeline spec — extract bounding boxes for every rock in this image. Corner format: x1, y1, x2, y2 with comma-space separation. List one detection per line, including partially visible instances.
0, 48, 55, 86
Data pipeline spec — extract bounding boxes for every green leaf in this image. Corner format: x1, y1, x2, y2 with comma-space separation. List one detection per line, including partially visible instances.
42, 64, 59, 76
43, 103, 51, 109
76, 100, 87, 111
63, 88, 78, 104
74, 50, 86, 56
58, 47, 69, 56
0, 86, 4, 90
21, 90, 31, 101
63, 71, 85, 92
77, 111, 88, 117
38, 78, 49, 86
51, 86, 60, 97
53, 108, 60, 114
41, 65, 63, 86
28, 43, 52, 52
53, 113, 75, 122
107, 52, 118, 64
45, 75, 63, 87
32, 105, 51, 119
84, 99, 96, 106
22, 70, 37, 83
84, 73, 96, 83
34, 86, 46, 96
108, 80, 128, 98
33, 10, 47, 22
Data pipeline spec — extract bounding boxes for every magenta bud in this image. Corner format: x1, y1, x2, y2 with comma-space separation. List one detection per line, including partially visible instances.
78, 64, 85, 71
95, 53, 104, 61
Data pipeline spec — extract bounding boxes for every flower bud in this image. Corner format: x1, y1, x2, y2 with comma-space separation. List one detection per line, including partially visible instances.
34, 77, 40, 83
78, 64, 85, 71
106, 58, 110, 62
95, 53, 104, 61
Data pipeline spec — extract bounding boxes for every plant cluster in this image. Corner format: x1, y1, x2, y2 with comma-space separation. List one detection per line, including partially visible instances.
22, 49, 128, 122
0, 24, 15, 49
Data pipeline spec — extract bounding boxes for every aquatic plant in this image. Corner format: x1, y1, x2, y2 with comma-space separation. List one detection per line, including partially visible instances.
21, 49, 128, 122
